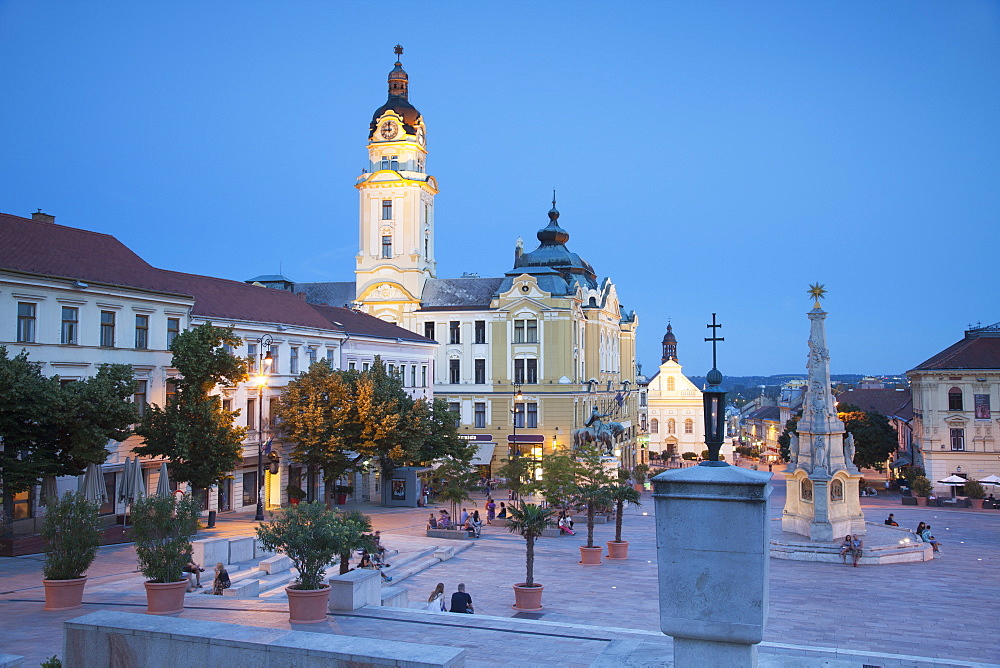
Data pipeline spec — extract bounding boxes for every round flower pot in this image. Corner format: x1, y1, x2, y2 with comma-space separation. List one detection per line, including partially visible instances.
286, 584, 330, 624
579, 545, 603, 565
634, 484, 645, 493
512, 583, 544, 611
43, 577, 87, 611
289, 497, 300, 506
144, 580, 188, 615
606, 540, 629, 560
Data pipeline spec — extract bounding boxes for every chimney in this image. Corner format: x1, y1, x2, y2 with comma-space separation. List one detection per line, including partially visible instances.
32, 209, 55, 224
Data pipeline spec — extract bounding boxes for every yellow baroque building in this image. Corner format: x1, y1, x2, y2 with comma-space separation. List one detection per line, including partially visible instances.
297, 50, 641, 473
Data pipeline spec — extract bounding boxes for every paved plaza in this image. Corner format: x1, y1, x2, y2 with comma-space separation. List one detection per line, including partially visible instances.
2, 471, 999, 667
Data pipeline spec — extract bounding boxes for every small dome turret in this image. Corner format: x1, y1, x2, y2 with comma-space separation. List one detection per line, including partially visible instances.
369, 45, 422, 139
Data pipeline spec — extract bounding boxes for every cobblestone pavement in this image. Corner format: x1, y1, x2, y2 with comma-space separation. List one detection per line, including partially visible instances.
2, 472, 998, 667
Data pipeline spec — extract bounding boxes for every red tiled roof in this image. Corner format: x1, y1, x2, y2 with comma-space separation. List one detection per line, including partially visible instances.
310, 304, 434, 343
0, 213, 345, 330
911, 334, 1000, 372
836, 388, 913, 420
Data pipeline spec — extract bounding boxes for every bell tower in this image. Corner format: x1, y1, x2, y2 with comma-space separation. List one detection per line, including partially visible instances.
662, 323, 678, 363
355, 45, 438, 325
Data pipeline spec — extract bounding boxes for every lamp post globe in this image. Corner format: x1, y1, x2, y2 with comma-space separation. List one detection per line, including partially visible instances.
255, 334, 273, 521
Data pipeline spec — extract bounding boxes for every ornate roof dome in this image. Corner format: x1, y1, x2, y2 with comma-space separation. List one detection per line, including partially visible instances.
662, 323, 676, 344
369, 45, 422, 137
510, 198, 598, 293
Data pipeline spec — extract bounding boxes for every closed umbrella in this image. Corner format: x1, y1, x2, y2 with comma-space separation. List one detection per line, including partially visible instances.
116, 458, 132, 504
80, 463, 108, 505
155, 462, 172, 497
131, 458, 147, 503
41, 476, 59, 507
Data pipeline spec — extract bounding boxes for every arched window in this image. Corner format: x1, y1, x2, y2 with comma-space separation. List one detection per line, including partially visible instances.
667, 419, 675, 434
684, 419, 694, 434
650, 418, 659, 434
948, 387, 963, 411
666, 376, 675, 392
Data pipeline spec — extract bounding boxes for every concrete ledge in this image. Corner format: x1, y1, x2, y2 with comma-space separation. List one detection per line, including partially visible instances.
62, 610, 465, 667
380, 585, 409, 608
253, 538, 275, 559
540, 527, 563, 537
222, 579, 260, 598
190, 537, 229, 568
426, 529, 472, 540
0, 654, 23, 668
228, 537, 255, 563
258, 554, 293, 574
328, 568, 381, 611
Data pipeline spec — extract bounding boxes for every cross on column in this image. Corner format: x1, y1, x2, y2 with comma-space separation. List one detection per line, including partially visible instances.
705, 313, 724, 370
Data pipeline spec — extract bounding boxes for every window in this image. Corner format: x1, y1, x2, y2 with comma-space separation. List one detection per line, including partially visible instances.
326, 348, 336, 363
449, 359, 460, 384
513, 402, 525, 429
382, 235, 392, 258
16, 302, 36, 342
424, 322, 436, 340
514, 320, 524, 343
290, 347, 299, 374
100, 310, 115, 347
269, 345, 279, 375
639, 391, 647, 408
421, 366, 427, 387
307, 348, 317, 368
684, 419, 694, 434
133, 380, 147, 418
666, 376, 676, 392
167, 318, 180, 346
382, 199, 393, 220
411, 365, 417, 387
668, 419, 676, 434
134, 314, 149, 349
269, 397, 280, 430
12, 489, 33, 520
348, 361, 356, 371
363, 362, 370, 372
950, 428, 965, 451
165, 379, 177, 403
398, 364, 406, 385
448, 402, 461, 426
526, 403, 538, 428
61, 306, 78, 345
449, 321, 460, 344
526, 319, 538, 343
474, 320, 486, 344
424, 236, 429, 258
248, 343, 258, 373
651, 418, 659, 434
247, 398, 257, 431
948, 387, 963, 411
514, 359, 525, 384
388, 363, 395, 376
222, 398, 232, 413
475, 402, 486, 429
242, 471, 258, 507
526, 358, 537, 384
474, 358, 486, 384
99, 472, 116, 516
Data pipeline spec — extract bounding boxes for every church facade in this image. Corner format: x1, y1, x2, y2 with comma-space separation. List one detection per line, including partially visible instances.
294, 49, 641, 472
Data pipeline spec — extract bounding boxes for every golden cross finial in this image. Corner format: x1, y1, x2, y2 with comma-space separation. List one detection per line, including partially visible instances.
394, 44, 403, 61
808, 282, 827, 308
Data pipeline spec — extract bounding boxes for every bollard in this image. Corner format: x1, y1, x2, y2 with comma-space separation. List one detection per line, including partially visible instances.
207, 510, 217, 528
653, 463, 771, 668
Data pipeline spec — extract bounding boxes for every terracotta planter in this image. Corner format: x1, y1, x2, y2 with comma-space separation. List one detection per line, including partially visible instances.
286, 584, 330, 624
606, 540, 629, 560
336, 494, 348, 505
289, 497, 301, 506
512, 583, 544, 611
43, 577, 87, 611
579, 545, 603, 565
144, 580, 187, 615
634, 484, 645, 493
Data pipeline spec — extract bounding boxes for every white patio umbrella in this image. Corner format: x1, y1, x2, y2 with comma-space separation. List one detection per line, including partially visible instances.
79, 463, 108, 505
937, 475, 968, 498
979, 474, 1000, 486
41, 476, 59, 507
155, 462, 172, 497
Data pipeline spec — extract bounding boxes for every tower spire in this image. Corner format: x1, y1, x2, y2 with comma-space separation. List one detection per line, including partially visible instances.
388, 44, 408, 99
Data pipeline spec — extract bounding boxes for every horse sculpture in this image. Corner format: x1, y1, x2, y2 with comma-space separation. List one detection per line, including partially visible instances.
572, 423, 617, 457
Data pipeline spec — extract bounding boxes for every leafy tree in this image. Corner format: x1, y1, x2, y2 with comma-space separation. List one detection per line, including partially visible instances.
964, 478, 986, 500
336, 509, 372, 574
911, 475, 933, 497
132, 494, 200, 583
575, 444, 614, 549
434, 454, 480, 519
495, 455, 533, 501
837, 408, 898, 472
631, 464, 650, 487
527, 446, 582, 509
41, 492, 102, 580
777, 413, 801, 462
134, 324, 247, 499
0, 346, 136, 533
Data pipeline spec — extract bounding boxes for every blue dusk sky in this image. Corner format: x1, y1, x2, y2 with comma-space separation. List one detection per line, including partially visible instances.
2, 1, 997, 377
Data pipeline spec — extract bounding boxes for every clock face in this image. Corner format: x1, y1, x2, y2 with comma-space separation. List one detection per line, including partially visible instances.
416, 127, 426, 146
380, 121, 398, 140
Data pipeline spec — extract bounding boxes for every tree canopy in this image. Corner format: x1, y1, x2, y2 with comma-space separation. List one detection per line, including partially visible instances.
134, 324, 248, 492
837, 404, 899, 471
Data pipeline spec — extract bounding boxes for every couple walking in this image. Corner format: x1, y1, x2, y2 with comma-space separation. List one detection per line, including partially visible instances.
427, 582, 474, 613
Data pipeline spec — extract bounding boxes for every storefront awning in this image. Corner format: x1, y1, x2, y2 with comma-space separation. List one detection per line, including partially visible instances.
471, 443, 496, 467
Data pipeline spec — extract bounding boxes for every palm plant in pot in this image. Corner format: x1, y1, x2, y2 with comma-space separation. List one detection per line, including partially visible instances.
41, 492, 102, 611
575, 444, 613, 565
606, 474, 641, 560
131, 494, 200, 615
632, 464, 650, 493
506, 501, 554, 611
256, 501, 367, 623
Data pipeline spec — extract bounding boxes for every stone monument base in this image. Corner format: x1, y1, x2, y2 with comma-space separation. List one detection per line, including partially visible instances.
770, 521, 933, 565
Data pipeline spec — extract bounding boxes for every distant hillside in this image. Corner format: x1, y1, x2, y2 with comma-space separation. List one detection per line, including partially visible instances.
683, 374, 904, 400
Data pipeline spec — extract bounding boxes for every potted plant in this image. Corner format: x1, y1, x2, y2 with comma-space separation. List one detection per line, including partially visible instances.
964, 478, 986, 508
911, 475, 933, 505
132, 494, 200, 615
575, 444, 613, 565
606, 480, 641, 560
41, 492, 102, 611
336, 509, 373, 574
257, 501, 366, 623
286, 484, 306, 507
506, 502, 554, 611
334, 484, 353, 505
632, 464, 650, 493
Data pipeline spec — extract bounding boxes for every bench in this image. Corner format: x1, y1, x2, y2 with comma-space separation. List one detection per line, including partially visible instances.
901, 497, 918, 506
426, 529, 472, 540
258, 554, 293, 574
540, 527, 563, 537
222, 579, 260, 598
380, 585, 409, 608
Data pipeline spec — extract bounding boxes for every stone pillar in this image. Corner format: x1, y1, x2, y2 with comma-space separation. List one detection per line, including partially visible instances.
653, 463, 771, 668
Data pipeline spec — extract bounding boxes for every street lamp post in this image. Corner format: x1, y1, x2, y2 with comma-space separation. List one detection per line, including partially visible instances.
254, 334, 273, 521
510, 382, 523, 501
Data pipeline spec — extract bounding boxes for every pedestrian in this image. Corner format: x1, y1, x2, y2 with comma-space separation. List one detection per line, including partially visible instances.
182, 548, 204, 592
497, 502, 507, 519
768, 463, 773, 472
914, 521, 927, 539
427, 513, 438, 529
486, 497, 496, 524
921, 525, 941, 553
884, 513, 898, 527
849, 534, 863, 567
468, 510, 482, 538
427, 583, 446, 612
449, 583, 474, 613
211, 562, 231, 595
460, 508, 469, 526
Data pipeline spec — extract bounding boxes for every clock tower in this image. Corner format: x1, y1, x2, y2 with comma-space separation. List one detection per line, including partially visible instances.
355, 45, 437, 325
